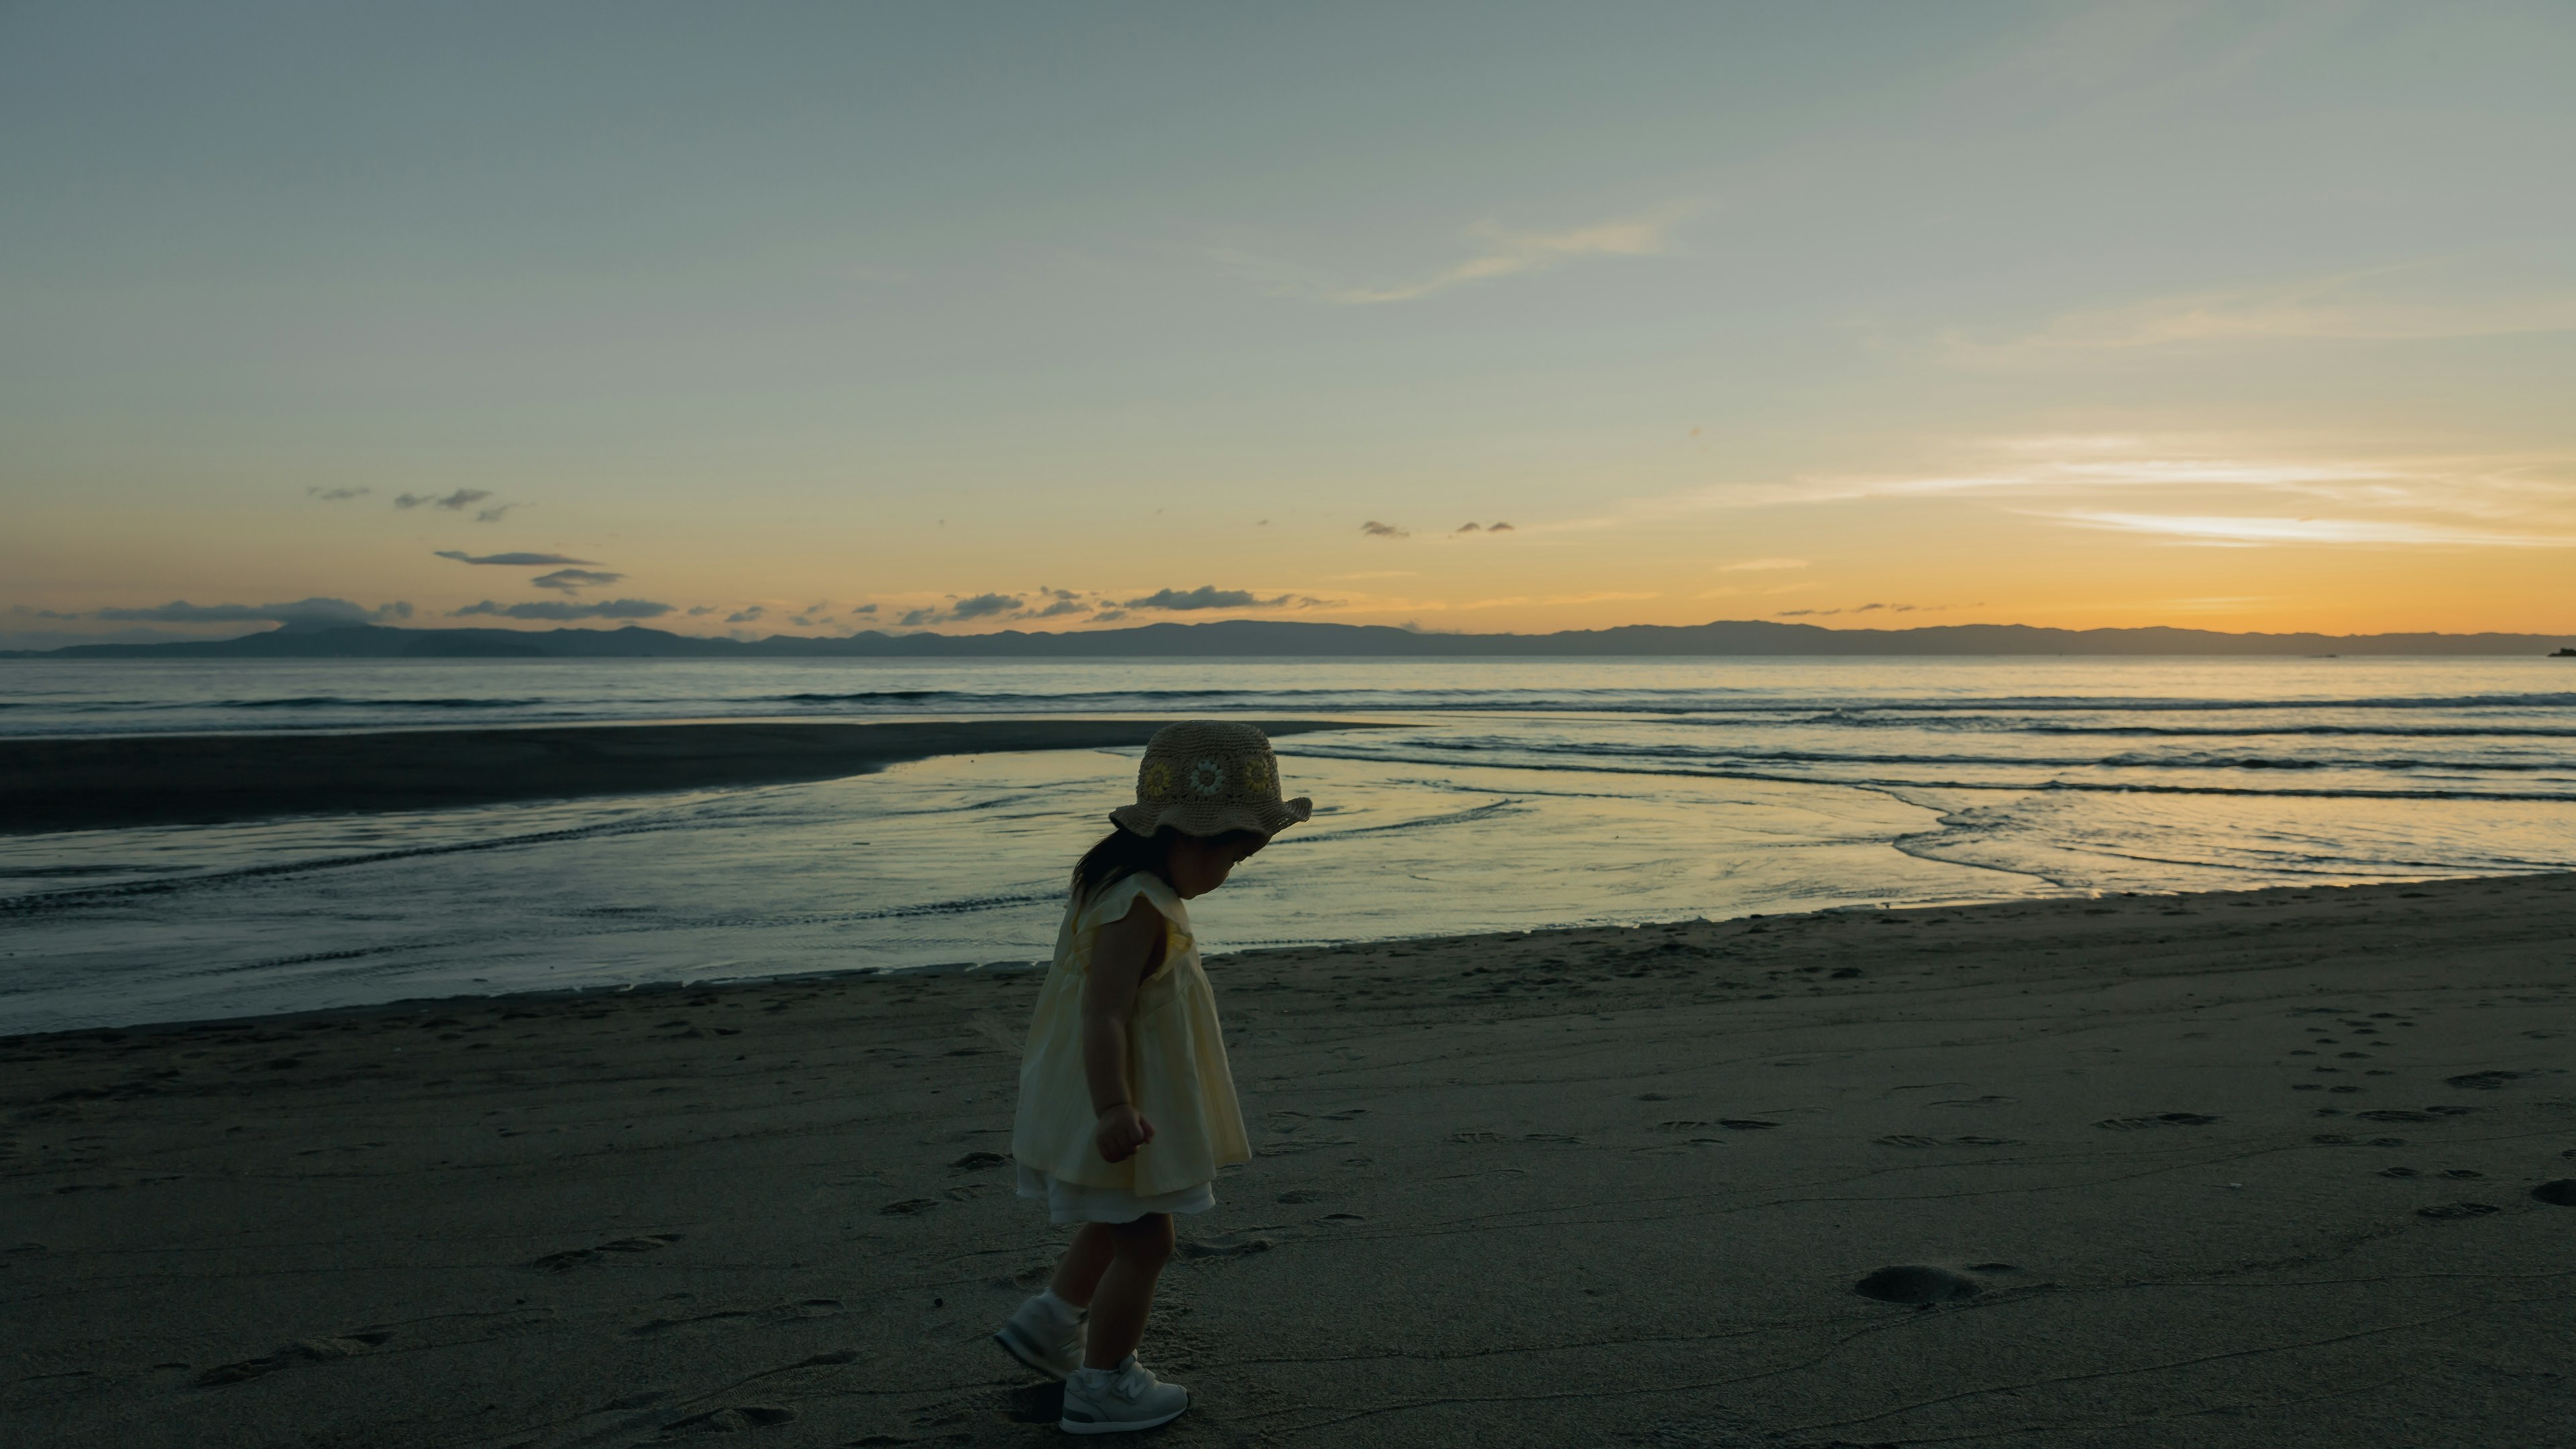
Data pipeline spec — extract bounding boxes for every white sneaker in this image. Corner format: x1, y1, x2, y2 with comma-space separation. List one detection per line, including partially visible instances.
1058, 1354, 1189, 1435
994, 1293, 1085, 1380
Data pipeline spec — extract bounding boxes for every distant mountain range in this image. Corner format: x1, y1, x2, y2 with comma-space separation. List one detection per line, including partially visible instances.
9, 619, 2573, 659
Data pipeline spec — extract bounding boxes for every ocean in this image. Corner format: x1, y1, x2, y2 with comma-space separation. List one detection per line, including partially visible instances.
3, 655, 2572, 1035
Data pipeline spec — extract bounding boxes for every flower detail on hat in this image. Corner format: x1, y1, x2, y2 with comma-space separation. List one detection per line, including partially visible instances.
1242, 754, 1274, 792
1187, 757, 1226, 796
1140, 759, 1174, 800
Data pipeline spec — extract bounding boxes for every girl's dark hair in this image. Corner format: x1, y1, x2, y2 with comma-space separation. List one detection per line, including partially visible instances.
1070, 825, 1267, 905
1071, 826, 1176, 906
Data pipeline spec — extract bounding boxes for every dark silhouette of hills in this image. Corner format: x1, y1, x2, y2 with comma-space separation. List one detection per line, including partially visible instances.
9, 618, 2571, 659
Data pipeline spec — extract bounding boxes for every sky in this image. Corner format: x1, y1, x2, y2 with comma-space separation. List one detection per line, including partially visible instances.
5, 1, 2573, 647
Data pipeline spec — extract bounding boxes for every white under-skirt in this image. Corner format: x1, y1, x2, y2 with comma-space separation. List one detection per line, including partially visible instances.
1017, 1163, 1215, 1225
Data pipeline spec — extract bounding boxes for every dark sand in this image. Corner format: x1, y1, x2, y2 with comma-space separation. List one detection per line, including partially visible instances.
4, 874, 2573, 1446
0, 719, 1362, 832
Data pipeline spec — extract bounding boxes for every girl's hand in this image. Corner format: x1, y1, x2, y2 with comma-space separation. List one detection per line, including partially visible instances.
1095, 1104, 1156, 1163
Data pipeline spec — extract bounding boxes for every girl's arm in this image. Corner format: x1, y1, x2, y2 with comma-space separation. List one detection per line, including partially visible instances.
1080, 895, 1168, 1163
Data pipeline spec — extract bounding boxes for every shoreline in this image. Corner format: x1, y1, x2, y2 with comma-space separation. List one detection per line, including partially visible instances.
0, 716, 1368, 833
7, 873, 2573, 1445
2, 869, 2564, 1044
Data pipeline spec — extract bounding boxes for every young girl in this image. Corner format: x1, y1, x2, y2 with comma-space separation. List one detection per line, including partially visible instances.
996, 721, 1311, 1435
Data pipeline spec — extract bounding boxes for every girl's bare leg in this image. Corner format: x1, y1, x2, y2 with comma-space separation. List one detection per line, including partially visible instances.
1049, 1222, 1117, 1307
1081, 1213, 1174, 1368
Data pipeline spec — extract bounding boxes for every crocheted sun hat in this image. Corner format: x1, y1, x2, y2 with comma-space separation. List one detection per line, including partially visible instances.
1109, 721, 1313, 839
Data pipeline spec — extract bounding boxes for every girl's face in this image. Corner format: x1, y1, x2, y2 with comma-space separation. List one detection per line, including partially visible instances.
1165, 830, 1267, 899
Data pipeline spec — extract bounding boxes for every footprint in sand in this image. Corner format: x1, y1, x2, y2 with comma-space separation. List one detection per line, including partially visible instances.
654, 1406, 797, 1438
629, 1301, 843, 1337
1177, 1232, 1275, 1260
1854, 1265, 1984, 1305
1717, 1119, 1780, 1131
948, 1150, 1009, 1171
2415, 1201, 2500, 1220
2532, 1180, 2576, 1206
530, 1234, 682, 1271
2094, 1112, 2219, 1130
2443, 1071, 2528, 1090
196, 1331, 391, 1387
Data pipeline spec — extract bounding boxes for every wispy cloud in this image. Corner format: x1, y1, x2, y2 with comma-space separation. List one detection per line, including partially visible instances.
2037, 513, 2576, 549
395, 488, 490, 511
531, 568, 625, 592
1221, 202, 1699, 305
1360, 521, 1409, 538
307, 486, 370, 502
435, 550, 597, 566
393, 488, 516, 523
1542, 434, 2576, 550
1950, 270, 2576, 365
451, 598, 673, 621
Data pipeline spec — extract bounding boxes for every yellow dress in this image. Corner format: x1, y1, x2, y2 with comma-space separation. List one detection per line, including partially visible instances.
1012, 871, 1251, 1206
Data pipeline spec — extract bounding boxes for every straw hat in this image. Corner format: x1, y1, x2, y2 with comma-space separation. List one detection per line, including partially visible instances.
1109, 721, 1313, 839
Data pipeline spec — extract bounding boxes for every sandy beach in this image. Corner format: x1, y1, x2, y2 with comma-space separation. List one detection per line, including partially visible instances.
3, 872, 2571, 1446
0, 720, 1362, 833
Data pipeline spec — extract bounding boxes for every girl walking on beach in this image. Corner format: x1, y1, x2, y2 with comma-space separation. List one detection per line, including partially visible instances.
995, 722, 1311, 1435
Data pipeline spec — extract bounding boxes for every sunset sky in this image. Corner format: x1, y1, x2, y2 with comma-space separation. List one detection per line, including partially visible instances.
5, 3, 2573, 647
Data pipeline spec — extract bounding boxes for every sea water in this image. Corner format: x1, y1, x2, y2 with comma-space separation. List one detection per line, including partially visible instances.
2, 655, 2571, 1034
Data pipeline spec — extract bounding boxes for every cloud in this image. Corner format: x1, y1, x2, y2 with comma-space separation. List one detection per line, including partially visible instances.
1541, 433, 2576, 551
727, 606, 766, 623
1719, 557, 1808, 572
2037, 513, 2576, 549
1028, 598, 1089, 618
531, 568, 624, 592
1089, 609, 1128, 623
1486, 521, 1513, 532
1950, 269, 2576, 365
307, 486, 371, 501
474, 503, 517, 524
394, 488, 492, 511
687, 606, 717, 616
1122, 586, 1292, 611
948, 592, 1023, 621
852, 603, 877, 614
1224, 201, 1701, 305
1456, 523, 1480, 533
90, 597, 411, 626
896, 608, 936, 627
1360, 521, 1409, 538
435, 550, 598, 566
450, 598, 674, 621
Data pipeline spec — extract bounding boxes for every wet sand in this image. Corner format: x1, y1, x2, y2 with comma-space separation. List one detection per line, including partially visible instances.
0, 718, 1362, 832
3, 873, 2573, 1446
